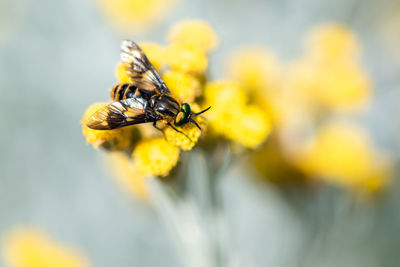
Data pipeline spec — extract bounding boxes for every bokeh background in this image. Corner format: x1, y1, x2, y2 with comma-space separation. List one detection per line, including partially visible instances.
1, 0, 400, 266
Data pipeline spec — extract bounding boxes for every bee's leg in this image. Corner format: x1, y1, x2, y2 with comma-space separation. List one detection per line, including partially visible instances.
152, 120, 164, 132
152, 120, 170, 139
167, 122, 192, 142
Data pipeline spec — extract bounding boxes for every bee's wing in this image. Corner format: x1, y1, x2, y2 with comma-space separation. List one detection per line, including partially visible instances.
120, 40, 170, 94
86, 99, 151, 130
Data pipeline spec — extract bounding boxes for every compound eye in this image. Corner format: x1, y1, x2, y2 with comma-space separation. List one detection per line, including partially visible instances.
181, 103, 191, 114
174, 112, 185, 126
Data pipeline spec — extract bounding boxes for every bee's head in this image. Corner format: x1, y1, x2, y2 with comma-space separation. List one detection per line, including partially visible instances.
174, 103, 211, 129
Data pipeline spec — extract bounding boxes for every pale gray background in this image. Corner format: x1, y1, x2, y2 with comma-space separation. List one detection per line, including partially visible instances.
1, 0, 400, 266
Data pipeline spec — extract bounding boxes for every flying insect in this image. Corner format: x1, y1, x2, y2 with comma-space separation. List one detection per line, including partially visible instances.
86, 40, 210, 134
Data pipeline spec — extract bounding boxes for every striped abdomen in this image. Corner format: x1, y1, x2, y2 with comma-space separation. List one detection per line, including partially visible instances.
110, 83, 139, 101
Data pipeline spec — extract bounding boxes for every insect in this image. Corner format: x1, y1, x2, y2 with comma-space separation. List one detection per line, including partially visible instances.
86, 40, 210, 135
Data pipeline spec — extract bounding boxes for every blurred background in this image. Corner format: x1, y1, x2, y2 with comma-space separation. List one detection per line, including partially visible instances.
1, 0, 400, 266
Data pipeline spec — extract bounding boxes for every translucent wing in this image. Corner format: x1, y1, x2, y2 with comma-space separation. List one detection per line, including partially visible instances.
120, 40, 170, 94
86, 98, 151, 130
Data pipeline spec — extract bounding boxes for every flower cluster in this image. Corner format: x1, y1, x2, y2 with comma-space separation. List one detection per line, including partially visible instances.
2, 228, 90, 267
296, 122, 390, 191
226, 23, 392, 193
82, 20, 272, 199
204, 80, 271, 149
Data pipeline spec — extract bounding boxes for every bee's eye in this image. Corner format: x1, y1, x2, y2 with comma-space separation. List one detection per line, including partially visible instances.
174, 112, 185, 126
175, 103, 191, 126
181, 103, 191, 113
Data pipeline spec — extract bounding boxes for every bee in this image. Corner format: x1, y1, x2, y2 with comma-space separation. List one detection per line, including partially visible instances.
86, 40, 210, 135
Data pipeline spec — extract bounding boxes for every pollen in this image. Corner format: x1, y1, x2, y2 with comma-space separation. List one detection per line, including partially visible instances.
162, 70, 201, 103
2, 228, 90, 267
165, 44, 208, 74
132, 137, 180, 177
81, 102, 139, 150
167, 20, 219, 53
139, 42, 166, 71
164, 116, 206, 151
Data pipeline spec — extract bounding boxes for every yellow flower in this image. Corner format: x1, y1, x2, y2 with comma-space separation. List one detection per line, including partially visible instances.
208, 105, 270, 149
139, 42, 166, 71
81, 102, 140, 150
164, 115, 205, 151
2, 228, 90, 267
96, 0, 177, 34
115, 63, 132, 84
162, 70, 201, 103
204, 80, 247, 111
305, 23, 360, 62
296, 122, 391, 190
230, 106, 271, 148
313, 61, 371, 111
133, 137, 180, 177
286, 59, 371, 112
167, 20, 219, 53
226, 46, 280, 92
165, 44, 208, 74
106, 153, 148, 200
204, 80, 271, 148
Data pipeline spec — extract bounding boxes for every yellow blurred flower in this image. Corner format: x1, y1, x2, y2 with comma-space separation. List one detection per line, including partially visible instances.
296, 122, 391, 191
204, 80, 247, 110
162, 70, 201, 103
286, 59, 371, 112
106, 152, 149, 200
165, 44, 208, 74
204, 80, 271, 148
229, 106, 271, 149
2, 228, 90, 267
96, 0, 177, 34
305, 23, 360, 62
314, 61, 371, 111
139, 42, 166, 71
115, 63, 132, 84
167, 20, 219, 53
133, 137, 180, 177
81, 102, 139, 150
226, 46, 280, 93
